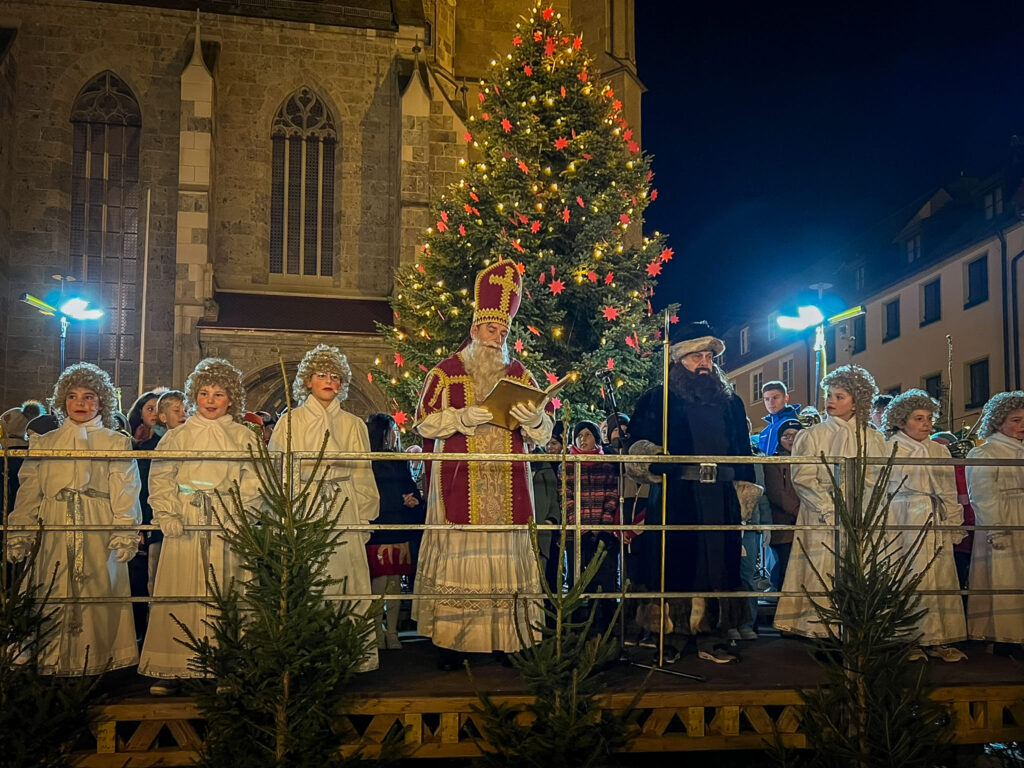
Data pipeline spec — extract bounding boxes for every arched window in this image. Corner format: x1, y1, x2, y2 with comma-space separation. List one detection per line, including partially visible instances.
270, 87, 337, 277
68, 71, 142, 392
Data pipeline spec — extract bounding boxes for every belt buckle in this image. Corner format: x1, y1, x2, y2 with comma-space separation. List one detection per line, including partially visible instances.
698, 463, 717, 484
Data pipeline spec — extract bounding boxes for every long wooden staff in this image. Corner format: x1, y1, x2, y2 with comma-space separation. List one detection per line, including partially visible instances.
659, 310, 670, 667
945, 334, 954, 432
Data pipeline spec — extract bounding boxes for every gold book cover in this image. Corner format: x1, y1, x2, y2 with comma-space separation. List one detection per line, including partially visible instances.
481, 373, 573, 430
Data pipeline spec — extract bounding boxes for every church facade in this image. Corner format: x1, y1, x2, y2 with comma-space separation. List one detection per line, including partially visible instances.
0, 0, 641, 415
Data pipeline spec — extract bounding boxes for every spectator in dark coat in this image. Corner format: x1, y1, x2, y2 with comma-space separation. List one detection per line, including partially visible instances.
763, 418, 802, 590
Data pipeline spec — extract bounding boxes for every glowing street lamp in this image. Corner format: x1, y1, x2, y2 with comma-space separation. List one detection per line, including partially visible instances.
20, 292, 104, 372
777, 304, 864, 409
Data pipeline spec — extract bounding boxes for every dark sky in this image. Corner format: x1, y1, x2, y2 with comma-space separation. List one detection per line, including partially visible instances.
635, 0, 1024, 328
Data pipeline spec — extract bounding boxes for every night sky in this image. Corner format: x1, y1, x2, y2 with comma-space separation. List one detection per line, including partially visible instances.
635, 0, 1024, 329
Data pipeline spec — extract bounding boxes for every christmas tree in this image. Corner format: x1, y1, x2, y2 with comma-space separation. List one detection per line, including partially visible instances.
374, 3, 677, 427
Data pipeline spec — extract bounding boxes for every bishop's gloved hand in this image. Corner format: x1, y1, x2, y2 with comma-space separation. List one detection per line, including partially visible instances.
159, 516, 185, 539
5, 537, 33, 563
458, 406, 493, 431
510, 401, 544, 429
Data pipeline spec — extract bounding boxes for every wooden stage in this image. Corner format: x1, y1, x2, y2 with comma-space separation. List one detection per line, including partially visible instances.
75, 637, 1024, 765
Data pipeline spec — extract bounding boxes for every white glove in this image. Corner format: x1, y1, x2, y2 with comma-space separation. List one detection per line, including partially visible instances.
159, 516, 184, 538
510, 401, 544, 429
5, 538, 32, 563
108, 536, 138, 563
988, 533, 1010, 551
818, 510, 835, 527
459, 406, 493, 430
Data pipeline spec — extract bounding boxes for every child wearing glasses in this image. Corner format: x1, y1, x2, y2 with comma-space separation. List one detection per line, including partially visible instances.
269, 344, 380, 670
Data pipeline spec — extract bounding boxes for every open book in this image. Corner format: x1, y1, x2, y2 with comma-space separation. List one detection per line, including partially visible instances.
480, 372, 573, 430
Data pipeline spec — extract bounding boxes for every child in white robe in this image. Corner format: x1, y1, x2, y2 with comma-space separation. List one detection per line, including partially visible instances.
6, 363, 141, 675
966, 391, 1024, 649
774, 365, 887, 638
881, 389, 967, 662
269, 344, 380, 671
139, 358, 260, 694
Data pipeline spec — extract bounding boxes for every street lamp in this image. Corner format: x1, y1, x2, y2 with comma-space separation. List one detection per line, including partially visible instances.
19, 292, 105, 372
777, 304, 864, 409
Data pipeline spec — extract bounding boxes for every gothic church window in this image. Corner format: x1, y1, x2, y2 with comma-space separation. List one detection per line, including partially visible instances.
270, 88, 337, 277
68, 71, 142, 391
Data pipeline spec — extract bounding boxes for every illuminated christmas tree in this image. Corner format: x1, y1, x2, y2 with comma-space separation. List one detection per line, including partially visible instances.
373, 4, 677, 427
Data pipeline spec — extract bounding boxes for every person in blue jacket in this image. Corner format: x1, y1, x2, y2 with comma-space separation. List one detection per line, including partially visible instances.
757, 380, 801, 456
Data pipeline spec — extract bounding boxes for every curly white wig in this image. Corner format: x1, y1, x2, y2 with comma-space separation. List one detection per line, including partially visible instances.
292, 344, 351, 405
881, 388, 940, 437
977, 391, 1024, 438
185, 358, 245, 422
820, 364, 878, 427
53, 363, 120, 430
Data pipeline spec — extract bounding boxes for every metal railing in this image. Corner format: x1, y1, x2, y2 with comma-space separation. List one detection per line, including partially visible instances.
1, 448, 1022, 607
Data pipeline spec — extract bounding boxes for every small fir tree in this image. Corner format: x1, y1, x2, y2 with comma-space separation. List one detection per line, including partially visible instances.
793, 432, 953, 767
0, 449, 101, 768
175, 403, 382, 767
374, 3, 677, 427
469, 409, 641, 767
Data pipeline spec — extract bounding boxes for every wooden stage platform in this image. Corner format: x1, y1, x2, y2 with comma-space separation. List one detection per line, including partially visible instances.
75, 637, 1024, 765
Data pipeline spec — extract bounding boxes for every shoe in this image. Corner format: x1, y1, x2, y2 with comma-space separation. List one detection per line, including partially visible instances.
385, 631, 402, 650
663, 644, 681, 664
908, 647, 928, 662
149, 680, 180, 696
726, 628, 741, 641
739, 627, 758, 641
925, 645, 966, 663
698, 646, 739, 664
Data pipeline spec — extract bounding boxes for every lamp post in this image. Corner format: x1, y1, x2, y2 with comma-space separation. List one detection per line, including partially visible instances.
19, 293, 104, 373
777, 305, 864, 410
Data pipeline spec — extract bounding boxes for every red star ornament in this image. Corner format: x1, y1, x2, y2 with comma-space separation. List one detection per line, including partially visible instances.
418, 363, 429, 373
602, 306, 619, 321
625, 334, 636, 348
619, 213, 630, 225
463, 131, 472, 142
576, 195, 585, 207
578, 69, 588, 82
646, 260, 662, 277
440, 210, 449, 222
670, 314, 679, 324
527, 325, 541, 336
562, 207, 570, 223
587, 270, 598, 282
393, 410, 408, 427
481, 112, 490, 121
524, 64, 533, 76
513, 34, 522, 46
560, 85, 566, 98
545, 37, 556, 56
542, 7, 554, 20
607, 357, 615, 370
516, 262, 526, 274
501, 117, 513, 133
530, 220, 541, 233
534, 30, 543, 41
549, 278, 565, 295
628, 140, 639, 154
470, 191, 479, 202
554, 136, 569, 150
660, 247, 674, 262
539, 272, 546, 284
479, 92, 485, 103
394, 352, 404, 367
612, 99, 622, 111
514, 338, 524, 353
517, 159, 530, 174
545, 371, 559, 385
436, 220, 448, 232
367, 372, 373, 382
573, 36, 582, 50
605, 271, 614, 285
651, 189, 659, 201
551, 396, 562, 410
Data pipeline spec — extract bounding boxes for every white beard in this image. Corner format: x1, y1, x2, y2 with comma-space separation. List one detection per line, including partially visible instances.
463, 339, 510, 398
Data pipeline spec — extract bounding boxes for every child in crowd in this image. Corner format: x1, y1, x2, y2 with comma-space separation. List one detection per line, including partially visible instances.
966, 391, 1024, 654
6, 363, 141, 674
157, 389, 187, 430
882, 389, 967, 662
269, 344, 380, 670
126, 390, 164, 640
365, 412, 424, 650
774, 365, 887, 638
139, 359, 261, 694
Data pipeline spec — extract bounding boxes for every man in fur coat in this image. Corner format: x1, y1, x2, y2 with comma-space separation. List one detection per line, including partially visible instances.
628, 321, 757, 664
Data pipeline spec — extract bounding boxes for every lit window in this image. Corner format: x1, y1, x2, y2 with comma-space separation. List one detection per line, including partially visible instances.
780, 357, 794, 391
739, 326, 750, 355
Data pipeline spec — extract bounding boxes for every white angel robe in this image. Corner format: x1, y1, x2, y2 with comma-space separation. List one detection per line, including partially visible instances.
269, 396, 380, 671
139, 414, 260, 679
9, 416, 141, 675
966, 432, 1024, 643
885, 431, 966, 644
774, 416, 887, 637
